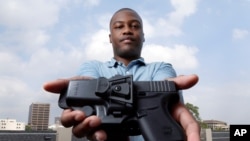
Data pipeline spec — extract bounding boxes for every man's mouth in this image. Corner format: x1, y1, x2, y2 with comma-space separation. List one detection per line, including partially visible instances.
120, 36, 135, 43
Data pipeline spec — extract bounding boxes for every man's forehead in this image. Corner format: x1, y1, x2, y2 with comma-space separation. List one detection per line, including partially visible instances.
110, 9, 142, 25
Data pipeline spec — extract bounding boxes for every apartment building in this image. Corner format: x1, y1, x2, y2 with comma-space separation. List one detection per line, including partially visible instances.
28, 103, 50, 131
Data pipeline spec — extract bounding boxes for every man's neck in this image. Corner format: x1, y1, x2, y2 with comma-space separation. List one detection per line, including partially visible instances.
114, 56, 140, 66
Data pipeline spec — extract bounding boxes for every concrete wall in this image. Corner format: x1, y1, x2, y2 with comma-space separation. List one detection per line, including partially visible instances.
201, 128, 212, 141
56, 127, 72, 141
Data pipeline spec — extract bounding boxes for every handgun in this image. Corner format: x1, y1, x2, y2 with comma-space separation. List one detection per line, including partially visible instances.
58, 75, 185, 141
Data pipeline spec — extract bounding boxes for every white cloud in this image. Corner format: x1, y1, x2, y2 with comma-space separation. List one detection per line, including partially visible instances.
0, 52, 25, 76
97, 13, 112, 30
142, 18, 157, 39
83, 0, 100, 7
145, 0, 199, 38
184, 81, 250, 124
170, 0, 198, 21
0, 76, 34, 121
81, 29, 113, 61
0, 0, 67, 29
0, 77, 32, 101
0, 47, 83, 122
0, 29, 50, 52
138, 0, 200, 70
0, 0, 69, 55
71, 0, 100, 7
232, 28, 249, 40
23, 47, 85, 83
142, 44, 199, 70
78, 28, 199, 71
0, 75, 61, 122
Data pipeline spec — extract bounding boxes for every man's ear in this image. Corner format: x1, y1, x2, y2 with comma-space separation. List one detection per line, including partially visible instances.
109, 34, 112, 43
142, 33, 145, 42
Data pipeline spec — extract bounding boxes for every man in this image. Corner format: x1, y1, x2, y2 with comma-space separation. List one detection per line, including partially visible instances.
43, 8, 200, 141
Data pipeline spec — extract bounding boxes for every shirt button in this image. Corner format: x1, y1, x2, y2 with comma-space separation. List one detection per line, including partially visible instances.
126, 71, 130, 74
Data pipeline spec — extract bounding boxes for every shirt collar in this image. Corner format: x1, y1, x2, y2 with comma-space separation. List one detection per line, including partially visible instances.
107, 57, 146, 67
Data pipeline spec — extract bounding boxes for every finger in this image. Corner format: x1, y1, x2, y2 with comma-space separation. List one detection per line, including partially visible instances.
87, 130, 107, 141
72, 116, 101, 138
43, 79, 69, 93
43, 76, 93, 93
172, 103, 201, 141
168, 74, 199, 90
61, 109, 86, 128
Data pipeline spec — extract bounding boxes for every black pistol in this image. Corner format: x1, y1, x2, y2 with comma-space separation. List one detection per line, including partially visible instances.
58, 75, 185, 141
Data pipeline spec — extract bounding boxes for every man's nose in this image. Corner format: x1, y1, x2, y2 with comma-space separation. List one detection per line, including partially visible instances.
123, 25, 133, 35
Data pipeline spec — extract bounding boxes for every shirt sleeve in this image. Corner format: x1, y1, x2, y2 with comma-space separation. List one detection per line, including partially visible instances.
152, 62, 184, 103
152, 62, 177, 81
77, 60, 100, 78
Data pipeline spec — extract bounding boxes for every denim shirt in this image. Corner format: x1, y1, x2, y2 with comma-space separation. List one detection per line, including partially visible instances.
77, 58, 183, 141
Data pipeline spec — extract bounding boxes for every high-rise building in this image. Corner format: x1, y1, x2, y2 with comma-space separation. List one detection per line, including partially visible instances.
28, 103, 50, 131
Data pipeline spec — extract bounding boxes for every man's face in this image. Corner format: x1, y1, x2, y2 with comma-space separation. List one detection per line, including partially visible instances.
109, 10, 145, 60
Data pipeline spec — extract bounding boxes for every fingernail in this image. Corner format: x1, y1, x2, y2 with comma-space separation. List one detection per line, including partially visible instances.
95, 135, 105, 141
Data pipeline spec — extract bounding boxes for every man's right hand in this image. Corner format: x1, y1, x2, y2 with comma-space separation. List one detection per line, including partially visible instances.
61, 109, 106, 140
43, 76, 107, 141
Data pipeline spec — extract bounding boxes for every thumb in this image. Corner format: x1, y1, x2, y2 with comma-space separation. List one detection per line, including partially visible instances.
167, 74, 199, 90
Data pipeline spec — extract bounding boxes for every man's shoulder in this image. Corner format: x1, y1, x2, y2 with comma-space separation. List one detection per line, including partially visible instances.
82, 60, 107, 65
80, 60, 114, 70
145, 61, 173, 68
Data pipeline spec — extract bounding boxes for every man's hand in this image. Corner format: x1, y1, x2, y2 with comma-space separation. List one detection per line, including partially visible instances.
168, 74, 200, 141
43, 74, 200, 141
43, 76, 107, 140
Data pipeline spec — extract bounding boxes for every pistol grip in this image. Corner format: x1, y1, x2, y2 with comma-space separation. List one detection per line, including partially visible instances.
136, 92, 185, 141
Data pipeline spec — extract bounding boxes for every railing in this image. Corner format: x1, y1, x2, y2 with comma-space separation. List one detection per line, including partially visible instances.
201, 129, 230, 141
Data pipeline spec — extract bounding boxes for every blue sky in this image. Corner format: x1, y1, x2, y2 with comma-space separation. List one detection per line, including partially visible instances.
0, 0, 250, 125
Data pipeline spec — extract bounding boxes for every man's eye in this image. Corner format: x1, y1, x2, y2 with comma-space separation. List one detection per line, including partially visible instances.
131, 24, 140, 29
114, 25, 123, 29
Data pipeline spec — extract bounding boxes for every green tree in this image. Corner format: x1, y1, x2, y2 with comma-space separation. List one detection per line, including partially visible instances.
25, 125, 32, 131
185, 102, 201, 121
185, 102, 208, 129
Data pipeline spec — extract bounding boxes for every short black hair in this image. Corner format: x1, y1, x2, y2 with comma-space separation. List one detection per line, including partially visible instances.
113, 8, 138, 15
109, 8, 143, 29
